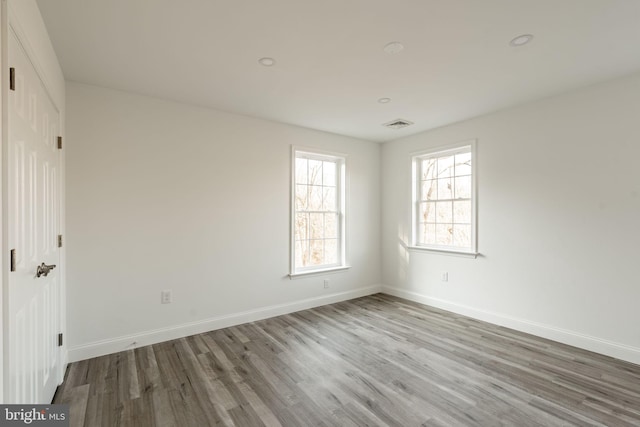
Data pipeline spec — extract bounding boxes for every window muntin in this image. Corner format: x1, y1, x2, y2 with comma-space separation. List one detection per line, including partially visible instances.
413, 142, 476, 252
292, 149, 346, 273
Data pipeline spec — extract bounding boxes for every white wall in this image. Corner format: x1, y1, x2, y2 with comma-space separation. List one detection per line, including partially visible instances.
66, 82, 381, 361
382, 72, 640, 364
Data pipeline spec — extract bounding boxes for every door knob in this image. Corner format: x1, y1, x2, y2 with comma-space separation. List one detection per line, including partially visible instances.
36, 263, 57, 278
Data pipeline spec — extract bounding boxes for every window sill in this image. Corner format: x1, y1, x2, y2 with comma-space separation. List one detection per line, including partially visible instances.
408, 246, 479, 259
289, 266, 351, 279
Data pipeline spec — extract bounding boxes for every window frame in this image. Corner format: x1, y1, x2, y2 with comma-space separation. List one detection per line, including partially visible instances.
410, 140, 478, 256
290, 146, 348, 277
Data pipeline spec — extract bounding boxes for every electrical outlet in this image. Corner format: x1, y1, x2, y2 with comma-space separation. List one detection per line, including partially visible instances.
161, 290, 172, 304
441, 272, 449, 282
323, 280, 330, 289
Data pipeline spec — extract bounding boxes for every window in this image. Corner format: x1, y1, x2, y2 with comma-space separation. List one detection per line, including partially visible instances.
291, 148, 346, 275
412, 141, 477, 254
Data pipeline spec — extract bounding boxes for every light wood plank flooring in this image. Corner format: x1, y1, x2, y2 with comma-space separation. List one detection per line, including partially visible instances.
54, 294, 640, 426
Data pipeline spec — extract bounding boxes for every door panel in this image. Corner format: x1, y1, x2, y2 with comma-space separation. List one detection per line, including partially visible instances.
8, 29, 61, 404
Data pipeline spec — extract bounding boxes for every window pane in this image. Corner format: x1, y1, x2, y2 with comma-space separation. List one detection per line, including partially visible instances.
324, 239, 338, 264
412, 145, 474, 251
420, 202, 436, 223
454, 176, 471, 199
435, 201, 453, 223
295, 185, 308, 210
437, 178, 453, 199
455, 152, 471, 176
309, 240, 324, 265
421, 158, 437, 180
323, 187, 336, 211
453, 225, 471, 247
435, 224, 453, 245
310, 213, 324, 239
293, 151, 345, 273
453, 200, 471, 224
437, 156, 454, 178
295, 158, 308, 184
421, 180, 437, 201
295, 240, 308, 268
323, 161, 336, 186
309, 186, 323, 210
325, 213, 337, 238
294, 213, 308, 241
309, 160, 323, 185
420, 223, 436, 245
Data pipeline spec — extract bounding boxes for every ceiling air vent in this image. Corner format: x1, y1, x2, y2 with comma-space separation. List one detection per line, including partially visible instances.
383, 118, 414, 129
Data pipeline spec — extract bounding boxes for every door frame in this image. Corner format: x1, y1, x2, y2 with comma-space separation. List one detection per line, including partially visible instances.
1, 0, 66, 403
1, 0, 8, 404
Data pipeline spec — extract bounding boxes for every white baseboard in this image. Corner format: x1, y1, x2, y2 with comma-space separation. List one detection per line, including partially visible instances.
381, 286, 640, 366
68, 285, 383, 362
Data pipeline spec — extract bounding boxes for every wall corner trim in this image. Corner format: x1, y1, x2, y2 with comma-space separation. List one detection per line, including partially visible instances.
381, 286, 640, 366
68, 285, 383, 362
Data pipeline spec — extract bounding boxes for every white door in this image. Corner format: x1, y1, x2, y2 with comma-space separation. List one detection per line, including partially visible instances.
7, 29, 62, 404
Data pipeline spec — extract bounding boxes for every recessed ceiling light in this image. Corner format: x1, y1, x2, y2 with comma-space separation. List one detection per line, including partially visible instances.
258, 57, 276, 66
383, 41, 404, 54
378, 97, 391, 104
509, 34, 533, 47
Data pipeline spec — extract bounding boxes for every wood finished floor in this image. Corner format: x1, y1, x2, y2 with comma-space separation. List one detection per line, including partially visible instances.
54, 294, 640, 427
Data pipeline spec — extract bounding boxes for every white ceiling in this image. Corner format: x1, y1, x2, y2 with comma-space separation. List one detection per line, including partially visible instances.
36, 0, 640, 143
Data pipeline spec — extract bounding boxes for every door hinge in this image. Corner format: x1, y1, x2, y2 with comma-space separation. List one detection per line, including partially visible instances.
58, 333, 63, 347
58, 235, 63, 248
10, 249, 16, 272
57, 136, 62, 149
9, 67, 15, 91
